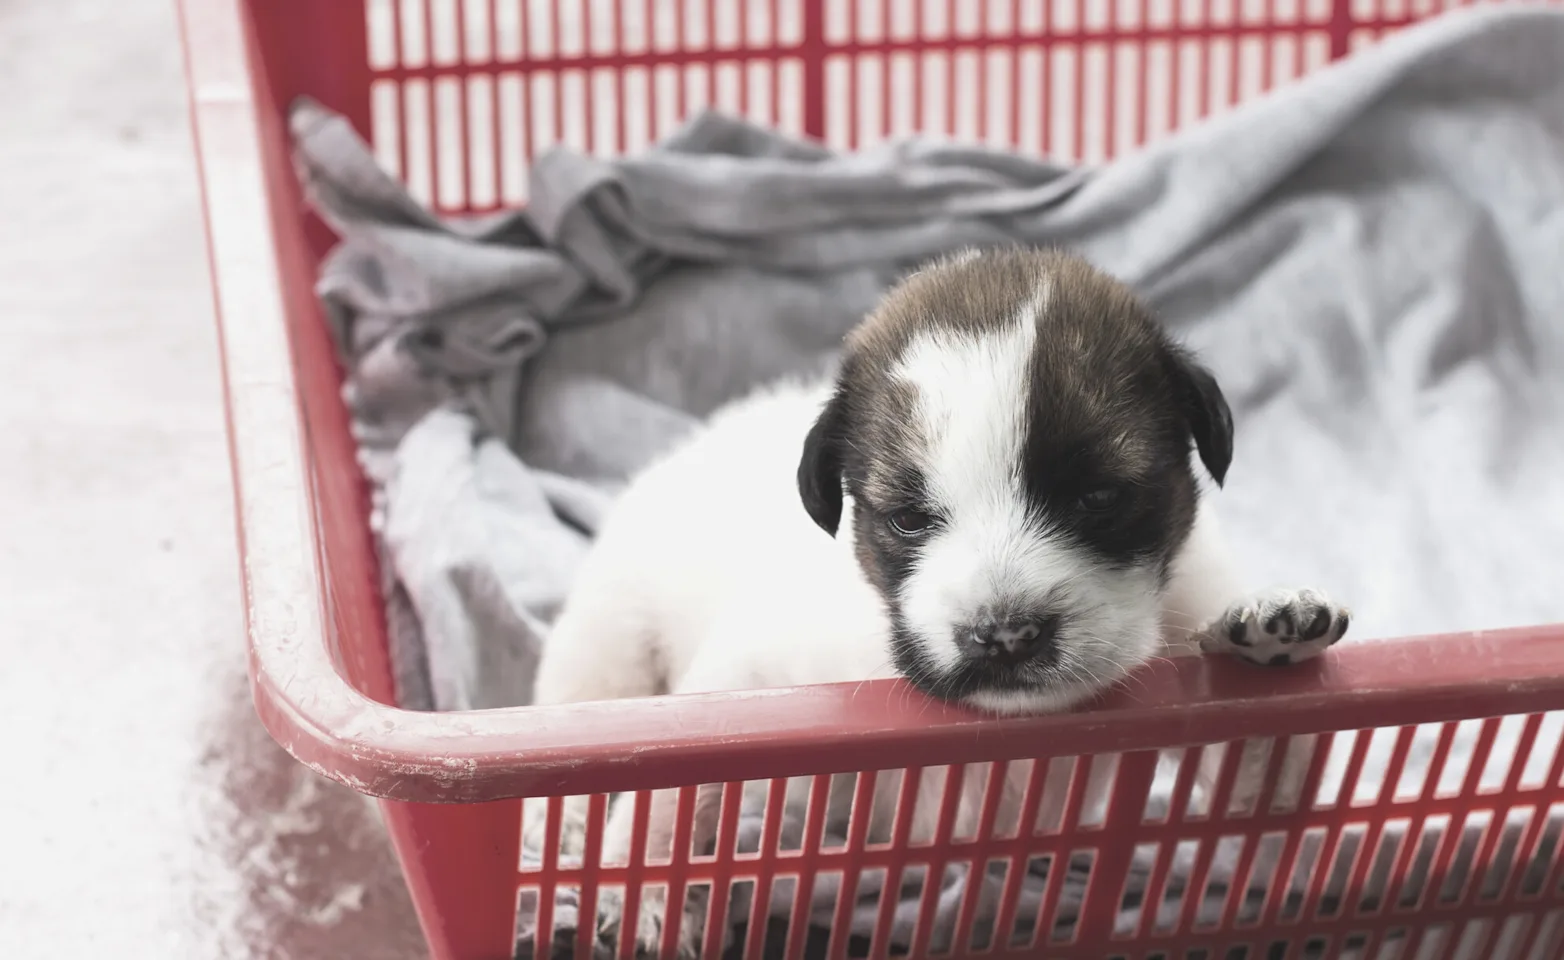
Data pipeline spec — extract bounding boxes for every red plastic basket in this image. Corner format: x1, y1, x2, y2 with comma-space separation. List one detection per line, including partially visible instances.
175, 1, 1564, 958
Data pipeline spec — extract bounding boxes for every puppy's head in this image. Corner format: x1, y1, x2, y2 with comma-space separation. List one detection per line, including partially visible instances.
798, 248, 1232, 715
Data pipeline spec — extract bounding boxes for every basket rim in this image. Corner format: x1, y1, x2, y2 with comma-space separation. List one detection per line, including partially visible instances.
177, 0, 1564, 805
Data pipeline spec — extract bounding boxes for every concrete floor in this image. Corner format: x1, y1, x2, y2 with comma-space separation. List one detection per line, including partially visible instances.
0, 1, 426, 957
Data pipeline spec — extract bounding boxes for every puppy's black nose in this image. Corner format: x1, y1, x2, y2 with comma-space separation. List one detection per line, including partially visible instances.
961, 615, 1060, 665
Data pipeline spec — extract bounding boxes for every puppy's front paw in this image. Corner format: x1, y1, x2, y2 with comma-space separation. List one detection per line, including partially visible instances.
1197, 588, 1350, 667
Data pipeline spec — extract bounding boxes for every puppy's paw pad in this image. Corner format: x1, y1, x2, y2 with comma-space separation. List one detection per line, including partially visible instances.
1198, 588, 1350, 666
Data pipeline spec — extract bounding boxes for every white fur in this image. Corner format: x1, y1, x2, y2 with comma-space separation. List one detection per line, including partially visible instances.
528, 376, 1235, 951
533, 372, 1234, 713
894, 309, 1044, 674
532, 379, 896, 712
528, 355, 1345, 956
892, 313, 1167, 709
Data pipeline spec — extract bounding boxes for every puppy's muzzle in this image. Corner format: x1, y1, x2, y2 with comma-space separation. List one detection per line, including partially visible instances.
959, 614, 1060, 666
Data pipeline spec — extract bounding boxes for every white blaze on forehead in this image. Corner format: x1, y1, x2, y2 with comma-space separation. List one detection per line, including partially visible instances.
892, 296, 1059, 671
892, 297, 1041, 534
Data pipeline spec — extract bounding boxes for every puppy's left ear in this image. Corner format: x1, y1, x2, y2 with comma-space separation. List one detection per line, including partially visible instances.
797, 386, 850, 536
1166, 347, 1234, 486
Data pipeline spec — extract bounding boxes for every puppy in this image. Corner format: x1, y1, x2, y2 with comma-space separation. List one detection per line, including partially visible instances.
527, 248, 1350, 956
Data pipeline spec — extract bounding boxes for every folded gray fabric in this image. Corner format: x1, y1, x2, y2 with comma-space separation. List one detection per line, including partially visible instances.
291, 3, 1564, 955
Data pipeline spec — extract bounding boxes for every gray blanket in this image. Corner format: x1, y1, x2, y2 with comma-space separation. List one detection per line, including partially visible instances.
290, 5, 1564, 956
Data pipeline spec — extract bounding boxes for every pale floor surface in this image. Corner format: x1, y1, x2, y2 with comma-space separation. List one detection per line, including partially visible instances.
0, 1, 426, 957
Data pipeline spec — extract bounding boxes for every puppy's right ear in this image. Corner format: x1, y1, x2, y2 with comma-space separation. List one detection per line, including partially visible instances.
798, 387, 849, 536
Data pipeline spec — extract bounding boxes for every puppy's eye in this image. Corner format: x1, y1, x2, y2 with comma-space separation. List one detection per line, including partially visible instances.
1075, 487, 1122, 512
888, 508, 935, 536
